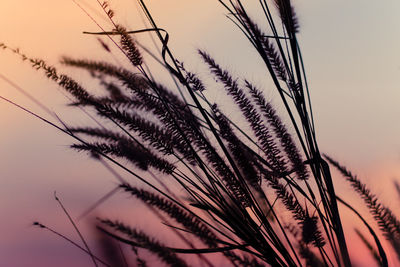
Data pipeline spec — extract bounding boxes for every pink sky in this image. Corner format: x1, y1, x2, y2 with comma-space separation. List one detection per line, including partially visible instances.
1, 0, 400, 266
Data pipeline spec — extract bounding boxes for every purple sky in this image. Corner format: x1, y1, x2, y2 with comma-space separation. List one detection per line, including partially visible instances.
1, 0, 400, 266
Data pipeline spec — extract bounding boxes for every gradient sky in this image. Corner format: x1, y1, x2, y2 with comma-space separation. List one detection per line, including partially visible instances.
1, 1, 400, 266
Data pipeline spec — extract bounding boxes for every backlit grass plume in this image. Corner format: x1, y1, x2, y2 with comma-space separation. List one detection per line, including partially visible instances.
2, 0, 398, 266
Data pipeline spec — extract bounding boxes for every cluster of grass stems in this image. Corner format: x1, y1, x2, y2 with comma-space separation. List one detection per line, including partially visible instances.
1, 0, 399, 266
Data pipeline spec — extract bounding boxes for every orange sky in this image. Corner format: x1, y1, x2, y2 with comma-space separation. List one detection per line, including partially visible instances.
1, 0, 400, 266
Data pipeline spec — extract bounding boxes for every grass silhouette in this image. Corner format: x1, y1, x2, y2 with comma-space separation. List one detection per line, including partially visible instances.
1, 1, 399, 266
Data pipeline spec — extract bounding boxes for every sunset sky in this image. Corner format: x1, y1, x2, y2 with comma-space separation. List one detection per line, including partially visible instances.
1, 0, 400, 266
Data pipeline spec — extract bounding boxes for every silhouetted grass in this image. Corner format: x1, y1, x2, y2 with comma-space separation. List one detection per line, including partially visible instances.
2, 1, 400, 266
